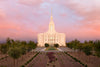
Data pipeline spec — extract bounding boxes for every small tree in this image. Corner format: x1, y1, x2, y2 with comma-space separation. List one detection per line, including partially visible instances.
0, 44, 8, 54
77, 43, 83, 51
45, 43, 49, 47
6, 37, 11, 47
94, 40, 100, 57
8, 47, 21, 67
27, 41, 37, 52
82, 45, 92, 55
20, 46, 26, 60
54, 44, 59, 48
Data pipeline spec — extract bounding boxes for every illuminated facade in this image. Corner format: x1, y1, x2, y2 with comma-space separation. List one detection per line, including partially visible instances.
38, 10, 66, 47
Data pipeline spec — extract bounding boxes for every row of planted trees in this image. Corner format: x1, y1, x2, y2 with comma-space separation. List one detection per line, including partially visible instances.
0, 38, 37, 67
67, 39, 100, 57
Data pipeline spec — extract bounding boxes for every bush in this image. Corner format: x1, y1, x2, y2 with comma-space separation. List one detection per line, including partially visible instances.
54, 44, 59, 48
82, 45, 92, 56
20, 65, 25, 67
45, 43, 49, 47
94, 40, 100, 57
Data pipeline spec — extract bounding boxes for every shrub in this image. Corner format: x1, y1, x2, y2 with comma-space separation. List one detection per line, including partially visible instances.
20, 65, 25, 67
54, 44, 59, 48
45, 43, 49, 47
82, 45, 92, 56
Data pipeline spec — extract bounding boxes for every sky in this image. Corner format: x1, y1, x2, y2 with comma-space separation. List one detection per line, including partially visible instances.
0, 0, 100, 42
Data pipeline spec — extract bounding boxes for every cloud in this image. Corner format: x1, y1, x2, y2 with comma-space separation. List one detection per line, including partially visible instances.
0, 0, 100, 41
60, 13, 67, 17
59, 0, 100, 31
0, 9, 6, 19
0, 20, 37, 40
18, 0, 43, 6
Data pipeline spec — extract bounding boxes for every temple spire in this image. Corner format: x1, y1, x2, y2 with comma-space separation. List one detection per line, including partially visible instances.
51, 8, 53, 20
48, 8, 56, 33
51, 8, 52, 16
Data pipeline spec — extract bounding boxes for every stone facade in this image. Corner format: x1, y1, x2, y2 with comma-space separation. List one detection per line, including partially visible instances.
38, 12, 66, 47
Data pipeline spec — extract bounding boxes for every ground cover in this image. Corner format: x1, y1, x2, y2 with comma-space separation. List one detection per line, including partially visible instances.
45, 47, 57, 51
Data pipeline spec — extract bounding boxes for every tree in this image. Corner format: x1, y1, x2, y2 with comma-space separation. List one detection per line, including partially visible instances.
45, 43, 49, 47
27, 41, 37, 52
20, 46, 26, 60
8, 47, 21, 67
0, 44, 8, 54
82, 44, 92, 55
67, 42, 73, 48
77, 43, 83, 51
67, 39, 80, 50
6, 37, 11, 47
54, 44, 59, 48
21, 41, 27, 45
94, 40, 100, 57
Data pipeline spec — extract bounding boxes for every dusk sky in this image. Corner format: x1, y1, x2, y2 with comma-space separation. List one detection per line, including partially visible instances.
0, 0, 100, 42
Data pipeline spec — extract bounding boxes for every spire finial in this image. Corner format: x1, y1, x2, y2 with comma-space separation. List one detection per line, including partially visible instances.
51, 8, 53, 20
51, 8, 52, 16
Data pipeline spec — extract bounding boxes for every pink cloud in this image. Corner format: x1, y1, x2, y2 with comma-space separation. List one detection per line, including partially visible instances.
0, 0, 100, 41
0, 20, 37, 40
18, 0, 43, 6
60, 13, 67, 17
0, 9, 6, 19
59, 0, 100, 31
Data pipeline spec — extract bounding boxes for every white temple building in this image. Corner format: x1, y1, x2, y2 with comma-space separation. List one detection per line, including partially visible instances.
38, 10, 66, 47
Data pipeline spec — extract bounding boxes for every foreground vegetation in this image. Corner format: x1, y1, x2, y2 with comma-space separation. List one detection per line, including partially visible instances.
45, 46, 57, 51
0, 38, 100, 67
67, 39, 100, 57
0, 38, 37, 67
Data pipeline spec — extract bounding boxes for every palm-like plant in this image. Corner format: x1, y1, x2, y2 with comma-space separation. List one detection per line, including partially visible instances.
8, 47, 21, 67
20, 46, 26, 60
6, 37, 11, 47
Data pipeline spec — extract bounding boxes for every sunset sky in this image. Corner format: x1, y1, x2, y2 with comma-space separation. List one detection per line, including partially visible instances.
0, 0, 100, 42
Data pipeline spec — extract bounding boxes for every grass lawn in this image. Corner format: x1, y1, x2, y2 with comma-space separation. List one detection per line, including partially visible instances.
45, 46, 57, 51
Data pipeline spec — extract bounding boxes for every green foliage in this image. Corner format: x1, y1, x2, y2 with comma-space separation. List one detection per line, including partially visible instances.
45, 43, 49, 47
0, 66, 7, 67
67, 42, 73, 49
94, 40, 100, 57
6, 37, 11, 47
8, 47, 21, 59
67, 39, 80, 50
20, 65, 25, 67
77, 43, 84, 51
82, 44, 92, 55
20, 46, 26, 55
47, 47, 56, 50
0, 44, 9, 54
27, 41, 37, 50
67, 39, 94, 56
54, 44, 59, 48
21, 41, 27, 45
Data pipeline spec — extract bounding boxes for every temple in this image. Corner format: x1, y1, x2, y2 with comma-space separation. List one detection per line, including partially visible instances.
37, 10, 66, 47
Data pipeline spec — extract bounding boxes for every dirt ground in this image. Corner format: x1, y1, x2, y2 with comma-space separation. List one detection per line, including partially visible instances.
0, 52, 36, 67
27, 52, 83, 67
68, 51, 100, 67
